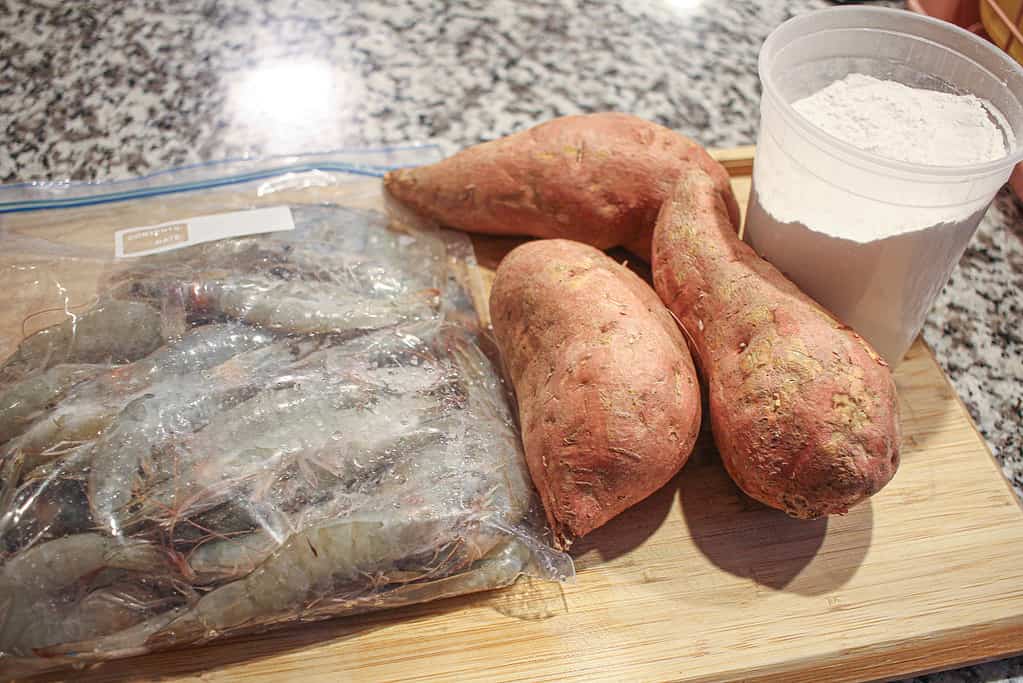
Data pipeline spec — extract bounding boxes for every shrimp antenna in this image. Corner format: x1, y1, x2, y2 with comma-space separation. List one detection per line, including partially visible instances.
20, 296, 99, 341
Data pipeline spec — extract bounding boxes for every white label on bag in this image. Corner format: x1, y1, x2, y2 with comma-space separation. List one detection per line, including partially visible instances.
114, 206, 295, 258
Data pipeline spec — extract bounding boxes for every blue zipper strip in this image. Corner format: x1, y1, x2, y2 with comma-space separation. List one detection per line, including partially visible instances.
0, 163, 386, 214
0, 142, 441, 191
0, 145, 442, 214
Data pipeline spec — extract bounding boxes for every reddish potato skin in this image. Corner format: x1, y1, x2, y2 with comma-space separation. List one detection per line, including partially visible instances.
384, 113, 739, 260
652, 170, 900, 518
490, 239, 701, 546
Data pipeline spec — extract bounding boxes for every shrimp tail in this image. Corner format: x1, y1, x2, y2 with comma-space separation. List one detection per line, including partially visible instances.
33, 608, 186, 660
143, 613, 205, 650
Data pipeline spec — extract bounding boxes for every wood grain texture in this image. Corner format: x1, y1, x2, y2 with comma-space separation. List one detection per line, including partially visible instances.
21, 148, 1023, 683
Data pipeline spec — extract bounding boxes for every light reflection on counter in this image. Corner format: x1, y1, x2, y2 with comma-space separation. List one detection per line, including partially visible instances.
228, 59, 361, 153
662, 0, 703, 12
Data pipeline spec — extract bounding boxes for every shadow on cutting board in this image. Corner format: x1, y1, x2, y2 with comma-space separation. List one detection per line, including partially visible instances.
569, 471, 682, 568
678, 433, 875, 596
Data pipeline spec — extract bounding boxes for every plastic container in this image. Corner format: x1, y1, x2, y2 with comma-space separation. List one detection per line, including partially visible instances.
744, 6, 1023, 365
908, 0, 1023, 203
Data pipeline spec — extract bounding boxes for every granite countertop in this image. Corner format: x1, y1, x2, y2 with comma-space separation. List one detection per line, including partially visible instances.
1, 0, 1021, 680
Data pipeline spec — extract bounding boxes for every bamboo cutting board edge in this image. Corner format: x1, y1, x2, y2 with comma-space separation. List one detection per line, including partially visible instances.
916, 340, 1023, 518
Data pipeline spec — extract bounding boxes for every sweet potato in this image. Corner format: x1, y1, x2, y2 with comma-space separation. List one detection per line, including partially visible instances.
384, 113, 739, 259
652, 169, 900, 518
490, 239, 701, 546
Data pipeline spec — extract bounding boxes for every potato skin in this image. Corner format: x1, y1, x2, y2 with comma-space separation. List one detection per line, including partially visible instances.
652, 170, 900, 518
384, 113, 739, 259
490, 239, 701, 545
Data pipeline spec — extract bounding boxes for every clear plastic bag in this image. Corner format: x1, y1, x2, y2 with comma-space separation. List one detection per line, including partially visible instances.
0, 149, 573, 677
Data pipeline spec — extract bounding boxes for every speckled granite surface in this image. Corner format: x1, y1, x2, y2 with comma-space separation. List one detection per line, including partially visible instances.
0, 0, 1021, 680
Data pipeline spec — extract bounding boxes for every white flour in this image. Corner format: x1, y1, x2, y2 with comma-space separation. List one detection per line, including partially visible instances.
746, 74, 1013, 363
755, 74, 1009, 243
792, 74, 1007, 168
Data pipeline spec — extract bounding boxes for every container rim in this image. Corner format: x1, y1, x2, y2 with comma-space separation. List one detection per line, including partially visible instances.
758, 6, 1023, 178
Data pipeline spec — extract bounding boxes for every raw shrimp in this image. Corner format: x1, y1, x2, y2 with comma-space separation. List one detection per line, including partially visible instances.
256, 421, 452, 527
118, 383, 346, 525
0, 533, 171, 655
7, 408, 114, 475
0, 204, 572, 679
146, 510, 475, 647
106, 206, 447, 337
175, 421, 448, 584
279, 321, 445, 391
186, 529, 282, 585
168, 417, 447, 578
0, 533, 165, 596
88, 384, 259, 536
89, 339, 303, 535
182, 490, 365, 584
21, 429, 527, 666
0, 364, 102, 443
4, 323, 275, 474
30, 607, 187, 662
194, 276, 442, 335
113, 273, 441, 336
157, 331, 526, 616
15, 445, 91, 485
1, 476, 93, 555
119, 380, 393, 527
1, 582, 181, 656
123, 356, 459, 529
99, 321, 277, 391
155, 420, 519, 642
13, 520, 417, 660
0, 300, 162, 384
311, 540, 530, 620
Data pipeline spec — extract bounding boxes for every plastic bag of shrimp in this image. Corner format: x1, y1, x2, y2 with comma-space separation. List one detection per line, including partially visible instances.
0, 148, 573, 677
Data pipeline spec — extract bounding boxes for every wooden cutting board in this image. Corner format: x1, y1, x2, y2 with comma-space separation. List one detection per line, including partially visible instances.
36, 146, 1023, 683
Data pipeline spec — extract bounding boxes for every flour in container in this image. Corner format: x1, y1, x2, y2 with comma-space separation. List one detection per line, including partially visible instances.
755, 74, 1009, 243
792, 74, 1007, 168
745, 73, 1014, 363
